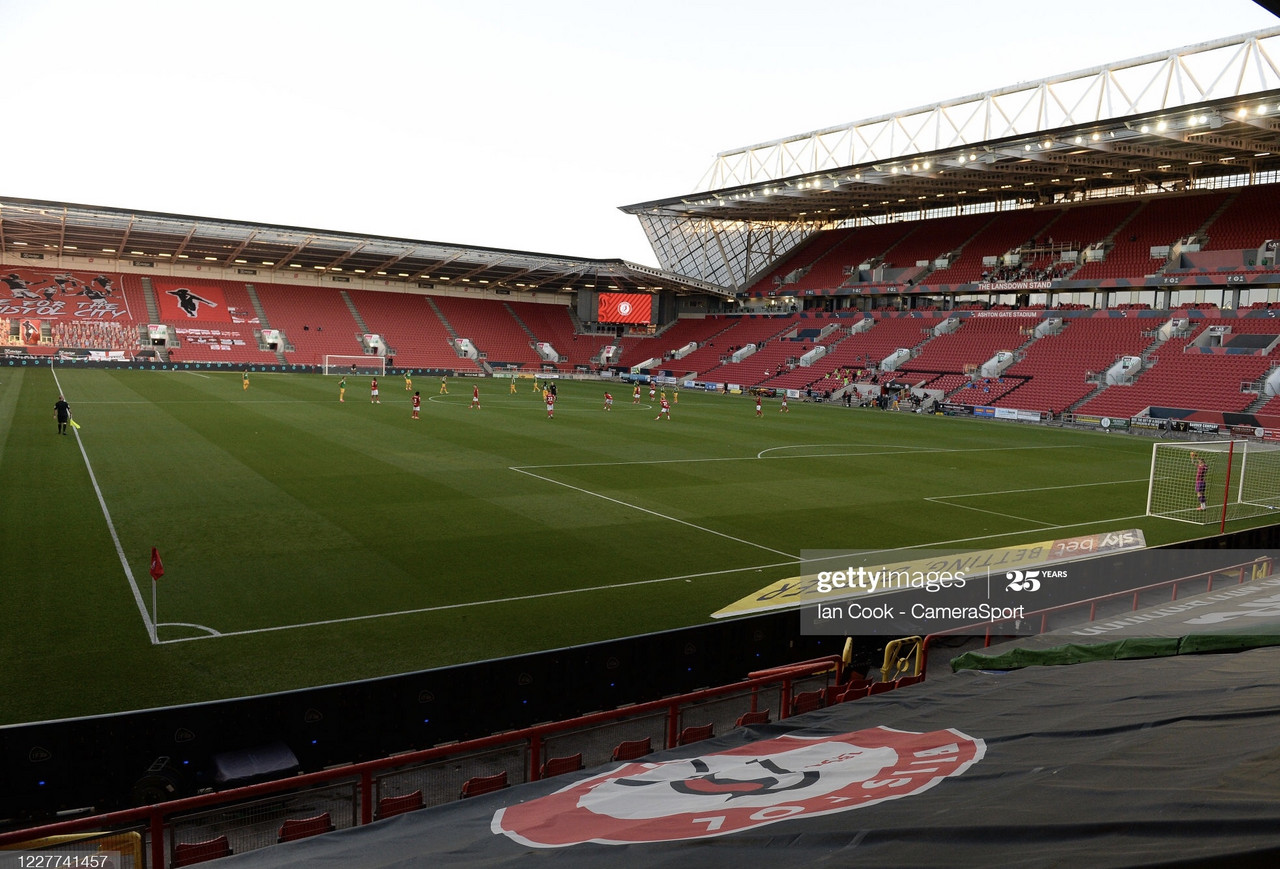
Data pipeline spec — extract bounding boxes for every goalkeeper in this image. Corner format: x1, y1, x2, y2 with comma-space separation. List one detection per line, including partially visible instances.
1193, 454, 1208, 511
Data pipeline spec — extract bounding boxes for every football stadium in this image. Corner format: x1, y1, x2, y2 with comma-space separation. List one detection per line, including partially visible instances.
6, 19, 1280, 868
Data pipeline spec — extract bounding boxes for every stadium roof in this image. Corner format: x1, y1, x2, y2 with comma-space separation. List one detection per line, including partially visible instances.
623, 28, 1280, 289
0, 196, 730, 298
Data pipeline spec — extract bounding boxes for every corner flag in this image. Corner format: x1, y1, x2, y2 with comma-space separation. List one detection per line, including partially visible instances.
150, 547, 165, 582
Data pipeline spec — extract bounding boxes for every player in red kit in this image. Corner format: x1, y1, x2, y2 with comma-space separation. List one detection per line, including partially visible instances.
655, 397, 671, 421
411, 391, 421, 419
371, 378, 380, 404
603, 392, 613, 411
780, 395, 789, 413
755, 396, 763, 417
471, 384, 480, 409
546, 391, 556, 419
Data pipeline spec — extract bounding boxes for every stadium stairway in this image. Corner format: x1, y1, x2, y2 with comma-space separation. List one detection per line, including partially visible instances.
244, 285, 273, 330
341, 291, 371, 333
504, 303, 538, 342
426, 297, 460, 342
139, 277, 162, 321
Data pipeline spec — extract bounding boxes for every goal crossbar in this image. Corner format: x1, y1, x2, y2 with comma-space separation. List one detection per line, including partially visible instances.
1146, 439, 1280, 529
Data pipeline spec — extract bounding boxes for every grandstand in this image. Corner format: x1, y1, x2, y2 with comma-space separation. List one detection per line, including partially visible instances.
8, 24, 1280, 869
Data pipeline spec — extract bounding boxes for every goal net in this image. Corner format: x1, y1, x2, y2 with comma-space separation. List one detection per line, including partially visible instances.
1146, 439, 1280, 525
323, 355, 386, 376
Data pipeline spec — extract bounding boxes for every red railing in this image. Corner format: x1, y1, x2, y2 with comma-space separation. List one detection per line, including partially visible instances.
0, 656, 844, 867
919, 558, 1271, 677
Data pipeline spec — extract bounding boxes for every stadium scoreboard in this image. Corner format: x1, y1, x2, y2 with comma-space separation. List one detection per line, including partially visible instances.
595, 292, 653, 324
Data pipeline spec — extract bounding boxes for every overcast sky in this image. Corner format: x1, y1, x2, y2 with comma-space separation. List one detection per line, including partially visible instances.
1, 0, 1276, 266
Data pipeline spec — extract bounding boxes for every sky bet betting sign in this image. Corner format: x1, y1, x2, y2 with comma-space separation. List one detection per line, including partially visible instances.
712, 530, 1147, 636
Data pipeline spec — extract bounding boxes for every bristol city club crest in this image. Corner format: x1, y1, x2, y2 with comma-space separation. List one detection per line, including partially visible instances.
493, 727, 985, 847
617, 300, 633, 317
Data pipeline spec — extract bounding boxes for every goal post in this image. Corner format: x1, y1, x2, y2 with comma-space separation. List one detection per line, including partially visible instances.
1146, 439, 1280, 526
323, 355, 386, 376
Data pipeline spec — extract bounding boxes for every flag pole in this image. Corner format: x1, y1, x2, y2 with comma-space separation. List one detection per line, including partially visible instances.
149, 546, 165, 643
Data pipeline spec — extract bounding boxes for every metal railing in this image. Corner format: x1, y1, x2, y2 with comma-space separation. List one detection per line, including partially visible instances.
919, 558, 1271, 677
0, 656, 843, 867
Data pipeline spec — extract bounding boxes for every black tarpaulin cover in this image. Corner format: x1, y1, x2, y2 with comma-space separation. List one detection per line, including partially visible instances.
952, 573, 1280, 672
212, 645, 1280, 868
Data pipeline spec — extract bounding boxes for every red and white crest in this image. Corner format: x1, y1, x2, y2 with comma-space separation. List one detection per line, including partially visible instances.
494, 727, 984, 847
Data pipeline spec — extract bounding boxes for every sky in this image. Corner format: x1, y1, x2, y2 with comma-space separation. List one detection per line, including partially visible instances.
1, 0, 1276, 267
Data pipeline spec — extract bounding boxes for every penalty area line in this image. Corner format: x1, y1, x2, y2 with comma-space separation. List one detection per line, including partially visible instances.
924, 477, 1150, 528
923, 496, 1058, 528
154, 560, 799, 644
509, 466, 795, 559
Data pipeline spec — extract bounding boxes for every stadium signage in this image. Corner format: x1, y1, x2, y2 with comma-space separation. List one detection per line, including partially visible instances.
494, 728, 985, 846
981, 282, 1052, 291
714, 530, 1147, 619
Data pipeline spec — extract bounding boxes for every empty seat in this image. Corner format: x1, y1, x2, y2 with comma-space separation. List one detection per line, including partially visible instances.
836, 684, 871, 703
611, 737, 653, 761
459, 770, 509, 799
789, 689, 825, 716
376, 789, 424, 820
278, 812, 334, 843
539, 752, 584, 779
734, 709, 771, 727
173, 835, 232, 866
677, 723, 714, 746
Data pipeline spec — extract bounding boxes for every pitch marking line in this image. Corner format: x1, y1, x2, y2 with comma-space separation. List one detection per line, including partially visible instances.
924, 478, 1150, 529
158, 622, 223, 637
509, 466, 795, 558
161, 506, 1154, 644
155, 559, 800, 645
517, 442, 1081, 472
756, 442, 935, 459
923, 498, 1058, 527
50, 363, 158, 645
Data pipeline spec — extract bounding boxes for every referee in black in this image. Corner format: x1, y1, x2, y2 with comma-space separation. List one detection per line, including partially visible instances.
54, 395, 71, 435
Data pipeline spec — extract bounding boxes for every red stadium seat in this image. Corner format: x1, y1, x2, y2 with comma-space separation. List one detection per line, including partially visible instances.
173, 835, 231, 866
677, 723, 714, 746
612, 737, 653, 761
734, 709, 771, 727
539, 753, 584, 778
459, 771, 508, 799
278, 812, 334, 843
376, 789, 424, 819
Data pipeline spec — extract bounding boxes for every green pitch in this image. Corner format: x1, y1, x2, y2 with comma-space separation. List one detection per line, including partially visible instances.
0, 366, 1262, 725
